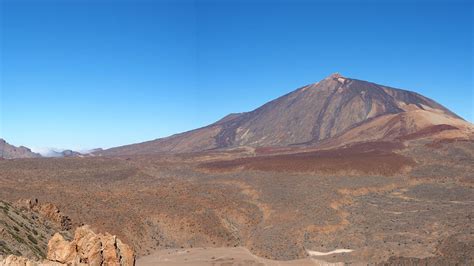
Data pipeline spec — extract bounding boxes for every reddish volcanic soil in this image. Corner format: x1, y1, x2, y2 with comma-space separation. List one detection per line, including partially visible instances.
397, 124, 459, 141
201, 142, 414, 176
0, 138, 473, 264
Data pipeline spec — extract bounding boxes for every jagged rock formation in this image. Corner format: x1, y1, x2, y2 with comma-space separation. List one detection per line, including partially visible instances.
0, 226, 135, 266
14, 199, 72, 231
99, 73, 472, 155
0, 139, 40, 159
1, 199, 134, 265
47, 225, 135, 265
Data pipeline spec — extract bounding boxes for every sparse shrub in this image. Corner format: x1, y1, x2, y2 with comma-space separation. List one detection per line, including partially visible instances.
0, 245, 13, 255
7, 229, 25, 244
27, 234, 38, 245
0, 240, 8, 254
32, 245, 45, 258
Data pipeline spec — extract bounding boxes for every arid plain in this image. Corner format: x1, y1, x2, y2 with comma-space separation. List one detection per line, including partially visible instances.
1, 75, 473, 265
1, 137, 473, 265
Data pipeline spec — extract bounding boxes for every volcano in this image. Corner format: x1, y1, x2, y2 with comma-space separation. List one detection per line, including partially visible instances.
100, 73, 472, 155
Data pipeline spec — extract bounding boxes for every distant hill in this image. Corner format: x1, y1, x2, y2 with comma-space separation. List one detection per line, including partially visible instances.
0, 139, 41, 159
98, 73, 473, 156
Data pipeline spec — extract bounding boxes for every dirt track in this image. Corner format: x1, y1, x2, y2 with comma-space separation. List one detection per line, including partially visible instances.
137, 247, 323, 266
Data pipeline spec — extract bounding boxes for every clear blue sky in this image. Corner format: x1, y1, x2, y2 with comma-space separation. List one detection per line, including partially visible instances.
1, 0, 473, 150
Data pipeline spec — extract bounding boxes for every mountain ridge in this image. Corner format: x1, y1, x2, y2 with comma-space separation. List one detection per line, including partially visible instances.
98, 74, 472, 156
0, 139, 41, 159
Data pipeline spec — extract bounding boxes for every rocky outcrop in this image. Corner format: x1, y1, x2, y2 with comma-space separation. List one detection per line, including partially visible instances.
46, 234, 76, 264
0, 139, 41, 159
0, 254, 64, 265
14, 199, 72, 231
46, 225, 135, 265
0, 200, 61, 261
1, 226, 135, 266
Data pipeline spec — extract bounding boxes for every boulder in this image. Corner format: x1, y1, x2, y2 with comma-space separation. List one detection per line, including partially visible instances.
46, 233, 76, 263
46, 225, 135, 266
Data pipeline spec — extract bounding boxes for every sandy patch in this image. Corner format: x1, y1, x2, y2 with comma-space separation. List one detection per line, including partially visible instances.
306, 249, 353, 256
136, 247, 345, 266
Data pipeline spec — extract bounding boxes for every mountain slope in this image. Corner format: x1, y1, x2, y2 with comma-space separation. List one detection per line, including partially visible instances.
99, 73, 472, 155
0, 139, 41, 159
0, 199, 71, 260
0, 199, 135, 265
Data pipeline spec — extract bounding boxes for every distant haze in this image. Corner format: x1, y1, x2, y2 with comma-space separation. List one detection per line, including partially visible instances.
29, 147, 95, 157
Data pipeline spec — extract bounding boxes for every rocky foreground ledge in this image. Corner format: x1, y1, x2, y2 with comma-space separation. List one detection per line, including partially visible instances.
0, 225, 135, 266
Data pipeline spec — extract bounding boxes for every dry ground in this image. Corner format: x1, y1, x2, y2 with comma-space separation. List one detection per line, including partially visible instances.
136, 247, 321, 266
0, 139, 473, 264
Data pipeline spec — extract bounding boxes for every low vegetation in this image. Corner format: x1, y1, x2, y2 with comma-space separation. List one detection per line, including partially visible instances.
0, 200, 62, 260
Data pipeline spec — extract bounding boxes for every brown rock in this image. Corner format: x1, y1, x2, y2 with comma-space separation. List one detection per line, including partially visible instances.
38, 203, 72, 231
14, 199, 72, 231
73, 226, 103, 265
101, 234, 120, 265
0, 138, 41, 159
0, 255, 35, 266
46, 225, 135, 266
0, 254, 65, 266
116, 238, 135, 266
47, 233, 76, 264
